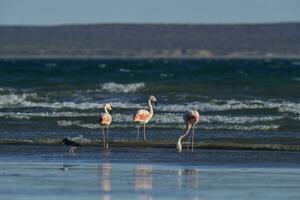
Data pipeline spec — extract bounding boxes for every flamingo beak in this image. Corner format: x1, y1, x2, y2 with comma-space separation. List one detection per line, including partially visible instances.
154, 101, 157, 106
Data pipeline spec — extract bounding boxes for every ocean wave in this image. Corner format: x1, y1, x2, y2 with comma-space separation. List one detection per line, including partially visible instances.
119, 68, 131, 73
101, 82, 145, 93
0, 111, 98, 119
57, 120, 137, 129
0, 98, 142, 110
152, 113, 283, 125
202, 115, 283, 124
0, 93, 35, 106
1, 92, 300, 116
56, 120, 280, 131
277, 102, 300, 114
0, 110, 285, 128
200, 124, 280, 131
0, 87, 16, 93
156, 100, 265, 112
157, 100, 300, 114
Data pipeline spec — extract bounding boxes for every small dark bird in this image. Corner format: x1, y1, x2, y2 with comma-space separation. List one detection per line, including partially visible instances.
59, 138, 82, 156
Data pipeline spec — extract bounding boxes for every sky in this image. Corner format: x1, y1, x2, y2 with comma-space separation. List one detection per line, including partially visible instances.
0, 0, 300, 25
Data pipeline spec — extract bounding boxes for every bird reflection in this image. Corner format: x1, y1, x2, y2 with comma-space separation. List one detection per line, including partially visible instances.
135, 165, 153, 191
177, 168, 201, 199
101, 163, 111, 200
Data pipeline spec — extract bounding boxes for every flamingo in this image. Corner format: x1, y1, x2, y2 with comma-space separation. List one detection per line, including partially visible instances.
98, 103, 112, 148
133, 95, 157, 141
176, 110, 200, 152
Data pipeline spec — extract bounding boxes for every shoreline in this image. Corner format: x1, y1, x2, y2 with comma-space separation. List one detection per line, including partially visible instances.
1, 139, 300, 152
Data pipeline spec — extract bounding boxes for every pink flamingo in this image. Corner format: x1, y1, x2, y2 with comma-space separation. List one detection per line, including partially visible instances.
133, 95, 157, 141
176, 110, 200, 152
98, 103, 112, 148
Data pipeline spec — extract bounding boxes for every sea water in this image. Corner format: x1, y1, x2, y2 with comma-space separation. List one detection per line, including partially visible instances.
0, 58, 300, 199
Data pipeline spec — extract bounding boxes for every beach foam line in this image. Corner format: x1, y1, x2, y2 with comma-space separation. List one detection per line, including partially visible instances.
1, 139, 299, 152
1, 91, 300, 115
56, 120, 280, 131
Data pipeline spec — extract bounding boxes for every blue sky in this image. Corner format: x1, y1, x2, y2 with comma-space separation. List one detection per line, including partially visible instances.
0, 0, 300, 25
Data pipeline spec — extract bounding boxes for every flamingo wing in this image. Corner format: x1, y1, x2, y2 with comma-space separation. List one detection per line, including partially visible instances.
99, 113, 112, 125
133, 109, 151, 123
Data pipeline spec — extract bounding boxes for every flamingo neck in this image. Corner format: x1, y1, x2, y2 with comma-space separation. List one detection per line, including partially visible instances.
177, 124, 191, 147
148, 100, 154, 116
104, 105, 109, 114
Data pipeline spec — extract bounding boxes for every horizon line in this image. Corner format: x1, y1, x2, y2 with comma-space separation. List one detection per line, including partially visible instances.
1, 21, 300, 27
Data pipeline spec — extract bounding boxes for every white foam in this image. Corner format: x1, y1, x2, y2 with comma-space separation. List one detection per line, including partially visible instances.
56, 120, 280, 131
0, 93, 35, 106
0, 111, 98, 119
202, 115, 283, 124
157, 100, 300, 114
119, 68, 131, 73
57, 120, 100, 129
20, 101, 142, 110
0, 111, 285, 130
156, 100, 265, 112
0, 94, 144, 110
278, 102, 300, 114
1, 92, 300, 116
97, 64, 107, 68
201, 124, 280, 131
152, 113, 283, 125
101, 82, 145, 93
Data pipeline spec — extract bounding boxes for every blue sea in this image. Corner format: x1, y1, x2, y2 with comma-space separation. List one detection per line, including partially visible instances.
0, 58, 300, 199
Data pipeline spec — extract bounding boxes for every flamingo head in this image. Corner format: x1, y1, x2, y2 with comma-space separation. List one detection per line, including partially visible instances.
104, 103, 112, 114
149, 95, 157, 106
176, 141, 182, 152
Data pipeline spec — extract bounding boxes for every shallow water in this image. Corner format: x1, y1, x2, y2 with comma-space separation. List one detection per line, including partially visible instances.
0, 145, 300, 200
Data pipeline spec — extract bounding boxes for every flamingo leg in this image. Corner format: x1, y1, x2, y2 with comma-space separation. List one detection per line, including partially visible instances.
70, 147, 75, 156
136, 125, 140, 140
102, 127, 105, 148
192, 124, 196, 152
143, 123, 146, 141
187, 133, 191, 151
106, 125, 109, 149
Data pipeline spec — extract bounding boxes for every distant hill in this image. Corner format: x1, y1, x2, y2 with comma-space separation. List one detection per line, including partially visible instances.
0, 23, 300, 58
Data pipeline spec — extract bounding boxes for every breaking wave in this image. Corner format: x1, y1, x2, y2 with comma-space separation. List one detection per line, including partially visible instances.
0, 93, 36, 107
157, 100, 300, 114
1, 93, 300, 116
0, 93, 142, 110
101, 82, 145, 93
56, 120, 280, 131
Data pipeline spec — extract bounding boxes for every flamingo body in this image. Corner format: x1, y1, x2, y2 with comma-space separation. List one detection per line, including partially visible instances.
133, 110, 152, 123
99, 113, 112, 126
184, 110, 200, 125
